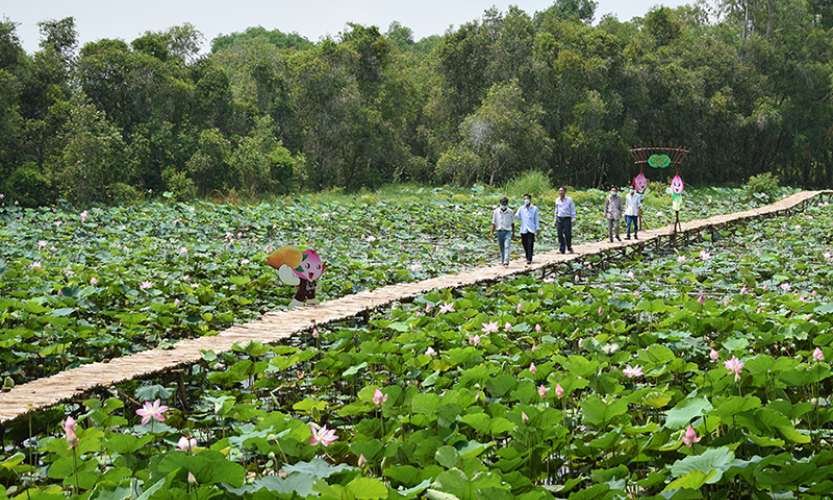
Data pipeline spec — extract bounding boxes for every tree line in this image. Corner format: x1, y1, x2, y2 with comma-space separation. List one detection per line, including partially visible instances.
1, 0, 832, 207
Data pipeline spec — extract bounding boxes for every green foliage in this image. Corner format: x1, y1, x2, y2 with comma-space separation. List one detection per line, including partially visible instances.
210, 26, 312, 53
4, 190, 833, 499
506, 170, 551, 198
186, 128, 231, 195
747, 172, 780, 203
2, 3, 833, 204
229, 116, 295, 194
51, 100, 132, 205
162, 167, 197, 202
5, 162, 53, 207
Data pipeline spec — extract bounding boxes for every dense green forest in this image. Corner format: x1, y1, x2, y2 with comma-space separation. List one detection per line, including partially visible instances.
1, 0, 833, 206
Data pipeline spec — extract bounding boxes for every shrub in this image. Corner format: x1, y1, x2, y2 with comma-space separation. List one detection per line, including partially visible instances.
162, 167, 197, 202
5, 162, 53, 207
507, 170, 551, 198
105, 183, 141, 205
747, 172, 779, 203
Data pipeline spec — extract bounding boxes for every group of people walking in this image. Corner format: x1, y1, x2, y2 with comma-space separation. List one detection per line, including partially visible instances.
489, 187, 642, 266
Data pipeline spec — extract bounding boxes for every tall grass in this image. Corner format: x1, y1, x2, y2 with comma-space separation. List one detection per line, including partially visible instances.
505, 170, 552, 199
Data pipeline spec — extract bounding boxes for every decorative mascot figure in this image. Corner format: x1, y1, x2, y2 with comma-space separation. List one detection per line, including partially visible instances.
267, 246, 326, 309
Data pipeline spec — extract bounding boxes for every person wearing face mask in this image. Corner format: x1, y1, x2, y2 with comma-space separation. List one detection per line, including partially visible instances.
489, 197, 515, 267
604, 186, 622, 243
515, 193, 540, 265
624, 187, 642, 239
554, 186, 576, 254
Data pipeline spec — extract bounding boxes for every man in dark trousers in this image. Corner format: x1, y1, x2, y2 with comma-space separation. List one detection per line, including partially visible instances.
515, 193, 540, 264
554, 187, 577, 254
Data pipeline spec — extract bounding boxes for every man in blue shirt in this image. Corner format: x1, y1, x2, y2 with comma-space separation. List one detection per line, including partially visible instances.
515, 193, 540, 264
554, 186, 577, 254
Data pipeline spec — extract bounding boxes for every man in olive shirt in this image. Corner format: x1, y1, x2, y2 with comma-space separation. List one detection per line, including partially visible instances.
489, 197, 514, 267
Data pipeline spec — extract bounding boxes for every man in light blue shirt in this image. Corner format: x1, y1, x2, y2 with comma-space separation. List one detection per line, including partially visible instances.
489, 197, 515, 267
515, 193, 540, 264
554, 186, 577, 254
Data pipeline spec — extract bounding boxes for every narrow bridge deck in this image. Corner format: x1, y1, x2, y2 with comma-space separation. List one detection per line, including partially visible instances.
0, 190, 829, 423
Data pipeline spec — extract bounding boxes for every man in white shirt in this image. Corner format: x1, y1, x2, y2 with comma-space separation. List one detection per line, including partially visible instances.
489, 197, 514, 267
515, 193, 540, 264
554, 187, 577, 254
624, 187, 642, 239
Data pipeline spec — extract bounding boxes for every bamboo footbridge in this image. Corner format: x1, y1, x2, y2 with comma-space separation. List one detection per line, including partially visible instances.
1, 190, 830, 424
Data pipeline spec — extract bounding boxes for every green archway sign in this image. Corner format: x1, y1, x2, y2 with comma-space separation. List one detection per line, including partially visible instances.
648, 154, 671, 168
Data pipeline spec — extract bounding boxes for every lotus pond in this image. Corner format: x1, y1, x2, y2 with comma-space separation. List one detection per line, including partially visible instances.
0, 186, 783, 382
2, 186, 830, 500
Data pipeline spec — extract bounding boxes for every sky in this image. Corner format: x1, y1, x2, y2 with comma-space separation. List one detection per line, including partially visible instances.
3, 0, 693, 55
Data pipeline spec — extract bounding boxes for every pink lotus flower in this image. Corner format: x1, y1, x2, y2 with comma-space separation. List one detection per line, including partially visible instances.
723, 298, 729, 307
628, 270, 635, 280
312, 328, 319, 338
521, 412, 529, 425
598, 305, 604, 315
468, 334, 481, 346
504, 321, 513, 332
709, 349, 719, 362
481, 321, 499, 334
178, 436, 197, 453
174, 298, 180, 306
812, 290, 818, 297
623, 364, 644, 378
425, 346, 436, 357
535, 323, 542, 333
425, 304, 432, 313
824, 252, 832, 260
813, 347, 824, 362
90, 277, 98, 285
634, 290, 640, 297
410, 263, 422, 272
180, 247, 188, 254
439, 302, 455, 314
136, 399, 168, 425
543, 277, 555, 284
538, 385, 548, 398
555, 383, 565, 399
781, 283, 791, 292
699, 250, 711, 261
62, 417, 79, 449
309, 425, 338, 446
140, 281, 152, 289
762, 284, 768, 291
38, 240, 47, 249
724, 357, 743, 382
357, 454, 367, 467
531, 344, 536, 352
682, 426, 702, 447
529, 362, 537, 375
740, 286, 748, 294
188, 472, 197, 485
677, 255, 687, 264
697, 295, 705, 305
574, 274, 579, 282
373, 388, 388, 406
